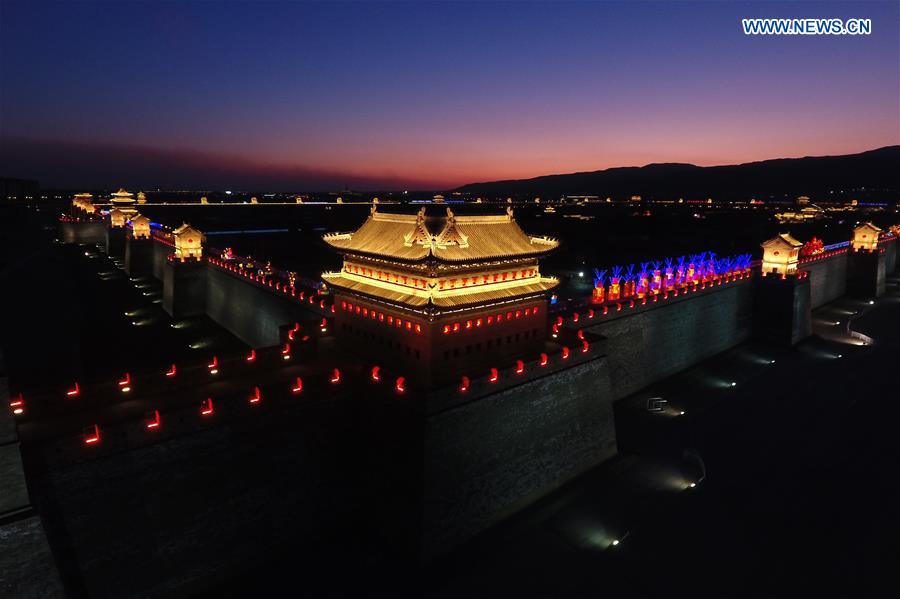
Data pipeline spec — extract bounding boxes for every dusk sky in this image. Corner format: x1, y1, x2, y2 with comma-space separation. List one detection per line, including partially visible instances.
1, 0, 897, 191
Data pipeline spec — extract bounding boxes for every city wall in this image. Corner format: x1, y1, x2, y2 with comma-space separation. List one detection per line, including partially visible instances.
583, 281, 754, 399
803, 252, 848, 308
51, 218, 900, 564
421, 351, 612, 558
206, 265, 319, 347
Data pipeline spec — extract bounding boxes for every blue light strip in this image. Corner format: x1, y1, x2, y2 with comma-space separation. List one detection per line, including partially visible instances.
823, 241, 850, 251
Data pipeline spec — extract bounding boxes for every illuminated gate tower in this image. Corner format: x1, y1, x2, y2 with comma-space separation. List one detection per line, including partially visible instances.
322, 206, 559, 386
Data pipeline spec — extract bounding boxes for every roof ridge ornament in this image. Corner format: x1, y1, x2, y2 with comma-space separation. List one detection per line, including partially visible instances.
434, 206, 469, 249
403, 207, 432, 247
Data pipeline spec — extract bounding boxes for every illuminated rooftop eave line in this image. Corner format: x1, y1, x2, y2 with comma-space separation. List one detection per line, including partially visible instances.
325, 278, 556, 317
323, 272, 558, 311
332, 269, 553, 300
327, 245, 557, 266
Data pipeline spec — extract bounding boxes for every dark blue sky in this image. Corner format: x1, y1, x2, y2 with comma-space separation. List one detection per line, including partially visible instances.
1, 1, 897, 190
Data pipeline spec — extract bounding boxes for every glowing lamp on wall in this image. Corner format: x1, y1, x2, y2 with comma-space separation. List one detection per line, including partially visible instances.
489, 368, 499, 383
540, 353, 549, 367
371, 366, 381, 382
249, 386, 261, 405
582, 340, 590, 353
66, 382, 80, 398
145, 410, 161, 430
459, 376, 470, 393
561, 346, 570, 360
83, 424, 101, 445
291, 377, 304, 394
330, 368, 341, 384
282, 343, 291, 360
165, 364, 177, 377
208, 356, 218, 374
516, 360, 525, 375
200, 398, 214, 416
118, 372, 131, 393
395, 377, 406, 393
246, 349, 256, 363
9, 393, 24, 415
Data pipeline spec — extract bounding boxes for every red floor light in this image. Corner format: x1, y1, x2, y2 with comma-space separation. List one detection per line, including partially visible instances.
489, 368, 499, 383
516, 360, 525, 375
582, 340, 590, 353
395, 377, 405, 393
166, 363, 177, 377
292, 377, 303, 394
459, 376, 469, 393
371, 366, 381, 382
66, 382, 80, 398
540, 353, 549, 367
562, 346, 570, 359
330, 368, 340, 384
83, 424, 101, 445
145, 409, 161, 430
249, 386, 261, 405
200, 398, 214, 416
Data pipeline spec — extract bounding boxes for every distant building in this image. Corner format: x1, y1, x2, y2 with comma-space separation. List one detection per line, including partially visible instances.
0, 177, 39, 200
775, 204, 824, 223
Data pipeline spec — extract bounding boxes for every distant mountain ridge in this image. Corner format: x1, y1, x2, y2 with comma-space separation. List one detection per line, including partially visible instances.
455, 146, 900, 199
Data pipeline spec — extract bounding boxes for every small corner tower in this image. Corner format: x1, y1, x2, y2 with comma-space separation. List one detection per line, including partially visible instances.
761, 233, 803, 276
172, 223, 204, 261
108, 207, 127, 228
851, 222, 882, 252
129, 213, 151, 239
